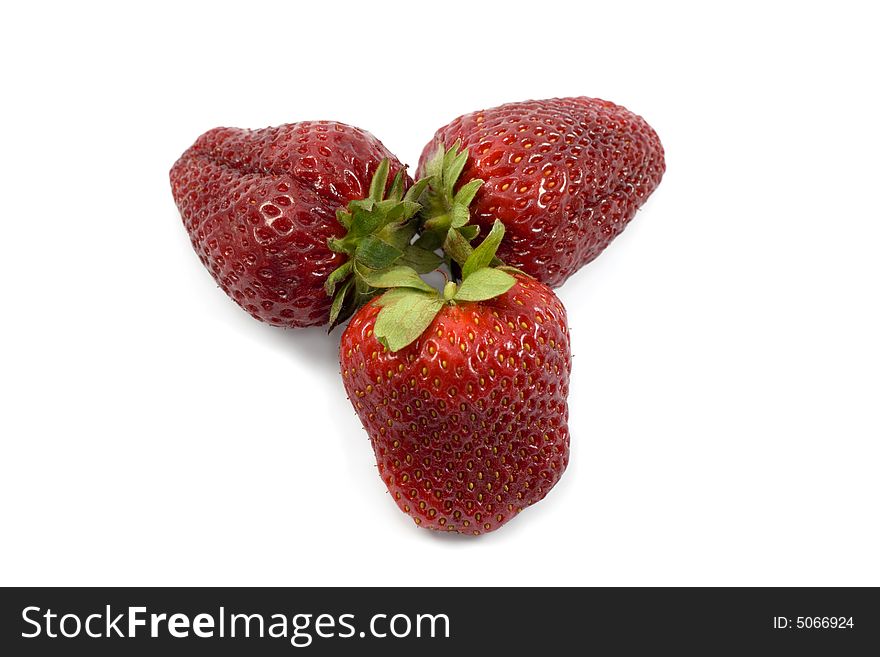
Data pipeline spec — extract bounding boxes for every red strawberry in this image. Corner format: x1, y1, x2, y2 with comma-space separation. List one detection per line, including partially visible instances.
416, 97, 665, 287
170, 121, 432, 327
339, 222, 571, 534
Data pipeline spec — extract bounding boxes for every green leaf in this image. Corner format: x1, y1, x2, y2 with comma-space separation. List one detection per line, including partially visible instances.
379, 200, 406, 224
327, 236, 346, 254
329, 278, 354, 327
459, 224, 480, 241
387, 170, 405, 202
423, 144, 446, 181
444, 148, 468, 194
375, 286, 419, 306
443, 228, 474, 267
454, 267, 516, 302
321, 159, 440, 326
335, 207, 352, 230
400, 245, 443, 273
442, 140, 462, 169
358, 265, 435, 293
324, 260, 352, 296
369, 159, 390, 202
413, 141, 485, 261
347, 197, 376, 213
450, 203, 470, 228
348, 203, 387, 239
355, 235, 403, 270
380, 221, 417, 252
399, 200, 422, 221
404, 178, 431, 204
462, 219, 506, 279
453, 179, 483, 207
373, 290, 445, 352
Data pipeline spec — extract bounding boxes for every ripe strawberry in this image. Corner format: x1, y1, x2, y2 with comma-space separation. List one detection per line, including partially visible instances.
416, 97, 665, 287
170, 121, 433, 328
339, 222, 571, 534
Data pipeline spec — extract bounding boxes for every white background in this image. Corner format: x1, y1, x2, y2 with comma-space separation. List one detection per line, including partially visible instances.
1, 1, 878, 586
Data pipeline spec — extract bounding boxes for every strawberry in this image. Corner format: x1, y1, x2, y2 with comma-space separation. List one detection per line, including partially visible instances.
416, 97, 665, 287
339, 222, 571, 534
170, 121, 437, 327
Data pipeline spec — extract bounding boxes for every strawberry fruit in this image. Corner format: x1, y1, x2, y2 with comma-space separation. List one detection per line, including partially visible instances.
170, 121, 436, 327
339, 222, 571, 534
417, 97, 665, 287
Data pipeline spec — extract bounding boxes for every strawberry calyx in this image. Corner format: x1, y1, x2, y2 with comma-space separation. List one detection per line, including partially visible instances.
371, 219, 521, 352
325, 160, 439, 328
413, 141, 494, 270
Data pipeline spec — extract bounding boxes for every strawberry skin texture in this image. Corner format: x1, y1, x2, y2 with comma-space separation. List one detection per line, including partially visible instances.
170, 122, 408, 327
417, 97, 665, 287
339, 275, 571, 534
